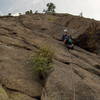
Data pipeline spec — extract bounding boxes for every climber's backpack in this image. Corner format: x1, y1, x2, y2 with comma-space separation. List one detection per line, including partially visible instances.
64, 37, 74, 49
64, 36, 73, 45
67, 38, 73, 45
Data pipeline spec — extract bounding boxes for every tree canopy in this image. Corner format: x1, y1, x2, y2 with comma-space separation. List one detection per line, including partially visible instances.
46, 2, 56, 13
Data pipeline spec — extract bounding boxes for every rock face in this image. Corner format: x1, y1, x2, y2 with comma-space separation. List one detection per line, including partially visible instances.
41, 48, 100, 100
0, 14, 100, 100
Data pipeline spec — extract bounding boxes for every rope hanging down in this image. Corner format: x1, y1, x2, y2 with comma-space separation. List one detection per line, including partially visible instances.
68, 50, 76, 100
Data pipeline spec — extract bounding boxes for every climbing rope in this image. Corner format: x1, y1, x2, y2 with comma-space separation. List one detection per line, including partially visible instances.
68, 49, 76, 100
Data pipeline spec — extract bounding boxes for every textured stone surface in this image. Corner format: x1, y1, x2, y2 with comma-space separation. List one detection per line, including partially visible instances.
0, 14, 99, 100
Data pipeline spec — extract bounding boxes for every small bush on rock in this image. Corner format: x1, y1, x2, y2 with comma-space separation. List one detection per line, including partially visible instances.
32, 46, 54, 82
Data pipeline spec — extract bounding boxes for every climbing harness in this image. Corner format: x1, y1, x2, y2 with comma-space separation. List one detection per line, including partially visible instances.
68, 49, 76, 100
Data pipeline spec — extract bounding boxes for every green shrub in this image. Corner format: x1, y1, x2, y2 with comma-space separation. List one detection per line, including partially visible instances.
25, 10, 33, 15
32, 47, 54, 81
8, 13, 12, 16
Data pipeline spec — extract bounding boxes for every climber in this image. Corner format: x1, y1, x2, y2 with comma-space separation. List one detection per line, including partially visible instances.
61, 29, 69, 41
62, 29, 74, 49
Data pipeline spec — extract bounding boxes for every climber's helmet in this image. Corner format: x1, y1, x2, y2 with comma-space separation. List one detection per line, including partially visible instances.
64, 29, 68, 32
64, 29, 69, 35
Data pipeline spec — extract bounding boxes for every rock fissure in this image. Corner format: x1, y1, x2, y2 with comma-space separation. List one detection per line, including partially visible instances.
2, 84, 41, 99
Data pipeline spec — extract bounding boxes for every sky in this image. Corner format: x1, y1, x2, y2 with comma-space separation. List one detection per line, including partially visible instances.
0, 0, 100, 20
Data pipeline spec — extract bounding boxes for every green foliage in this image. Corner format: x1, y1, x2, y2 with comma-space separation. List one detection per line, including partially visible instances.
43, 9, 46, 13
46, 2, 56, 13
32, 46, 54, 80
25, 10, 33, 15
35, 10, 38, 14
25, 11, 29, 15
8, 13, 12, 16
30, 10, 33, 14
19, 13, 21, 16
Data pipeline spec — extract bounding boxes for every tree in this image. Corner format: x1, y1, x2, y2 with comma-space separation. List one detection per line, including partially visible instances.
19, 13, 22, 16
46, 2, 56, 13
25, 11, 30, 15
43, 9, 46, 13
30, 10, 33, 14
25, 10, 33, 15
8, 13, 12, 16
35, 10, 38, 14
80, 12, 83, 17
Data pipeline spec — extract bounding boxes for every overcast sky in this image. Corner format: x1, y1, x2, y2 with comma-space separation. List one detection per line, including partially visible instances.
0, 0, 100, 20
